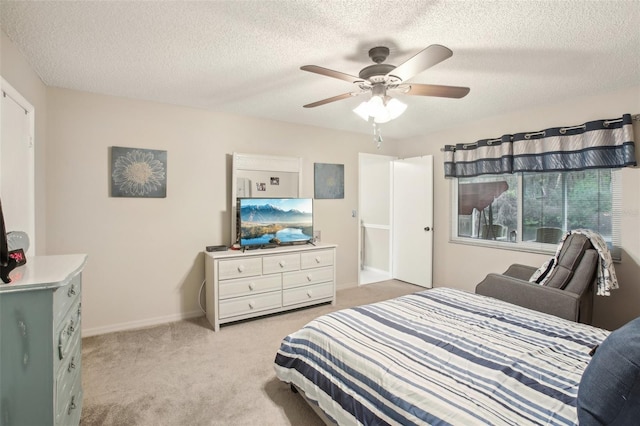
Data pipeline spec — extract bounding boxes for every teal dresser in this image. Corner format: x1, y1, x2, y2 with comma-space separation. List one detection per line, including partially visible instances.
0, 254, 87, 426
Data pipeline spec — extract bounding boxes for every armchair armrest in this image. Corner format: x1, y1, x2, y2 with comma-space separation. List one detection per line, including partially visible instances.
475, 274, 581, 321
502, 264, 538, 281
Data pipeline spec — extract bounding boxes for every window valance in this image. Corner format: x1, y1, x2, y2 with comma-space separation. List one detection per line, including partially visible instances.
444, 114, 637, 178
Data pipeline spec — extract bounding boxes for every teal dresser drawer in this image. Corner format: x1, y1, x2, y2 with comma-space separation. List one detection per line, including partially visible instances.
55, 300, 82, 372
56, 378, 82, 426
53, 273, 81, 325
55, 339, 82, 425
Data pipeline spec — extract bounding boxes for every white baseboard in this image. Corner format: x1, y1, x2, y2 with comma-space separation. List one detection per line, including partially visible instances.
360, 266, 391, 285
362, 266, 389, 275
81, 309, 205, 337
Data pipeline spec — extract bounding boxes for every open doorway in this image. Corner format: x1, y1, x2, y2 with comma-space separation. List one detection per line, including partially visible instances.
358, 153, 433, 287
358, 153, 394, 284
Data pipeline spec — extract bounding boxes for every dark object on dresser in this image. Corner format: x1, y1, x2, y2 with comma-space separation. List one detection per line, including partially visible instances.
476, 233, 598, 324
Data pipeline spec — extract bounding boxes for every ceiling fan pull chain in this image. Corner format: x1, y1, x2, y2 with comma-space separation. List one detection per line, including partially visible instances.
373, 123, 383, 149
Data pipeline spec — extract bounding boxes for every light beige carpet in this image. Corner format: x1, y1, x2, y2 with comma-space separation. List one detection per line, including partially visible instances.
80, 280, 424, 426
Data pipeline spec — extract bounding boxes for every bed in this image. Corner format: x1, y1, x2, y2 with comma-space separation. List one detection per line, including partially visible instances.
274, 287, 610, 425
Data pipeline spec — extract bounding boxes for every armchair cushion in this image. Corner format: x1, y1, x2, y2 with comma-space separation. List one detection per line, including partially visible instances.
544, 233, 592, 289
529, 233, 593, 289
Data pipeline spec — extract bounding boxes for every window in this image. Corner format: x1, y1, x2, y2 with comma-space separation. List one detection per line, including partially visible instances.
453, 169, 621, 255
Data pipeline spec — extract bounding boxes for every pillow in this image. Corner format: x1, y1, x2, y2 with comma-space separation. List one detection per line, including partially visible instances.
577, 316, 640, 425
529, 257, 555, 284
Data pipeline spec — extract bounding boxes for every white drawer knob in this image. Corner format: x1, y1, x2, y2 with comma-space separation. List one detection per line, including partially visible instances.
279, 261, 286, 268
248, 282, 255, 291
249, 301, 255, 309
237, 265, 245, 273
315, 256, 321, 263
307, 290, 313, 298
306, 274, 312, 282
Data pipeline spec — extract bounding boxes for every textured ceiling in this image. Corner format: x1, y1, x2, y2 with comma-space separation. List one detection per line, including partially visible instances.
1, 1, 640, 140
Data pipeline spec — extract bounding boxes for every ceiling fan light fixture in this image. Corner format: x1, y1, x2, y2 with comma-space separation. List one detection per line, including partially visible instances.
353, 101, 371, 121
352, 95, 406, 124
386, 97, 407, 120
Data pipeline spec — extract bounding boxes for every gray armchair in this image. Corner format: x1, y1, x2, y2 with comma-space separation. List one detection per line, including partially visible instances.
476, 233, 598, 324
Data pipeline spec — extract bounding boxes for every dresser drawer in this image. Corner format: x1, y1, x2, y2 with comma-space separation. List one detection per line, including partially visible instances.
283, 266, 334, 289
300, 249, 334, 269
218, 257, 262, 280
219, 291, 282, 319
53, 274, 81, 326
55, 341, 82, 425
283, 282, 334, 306
56, 376, 82, 426
56, 301, 82, 373
262, 253, 300, 274
219, 275, 281, 300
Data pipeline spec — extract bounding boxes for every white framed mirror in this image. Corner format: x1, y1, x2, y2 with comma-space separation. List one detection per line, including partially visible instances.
231, 153, 302, 243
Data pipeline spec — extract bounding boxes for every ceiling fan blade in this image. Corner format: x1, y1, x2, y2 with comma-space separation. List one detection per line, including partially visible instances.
303, 93, 354, 108
387, 44, 453, 82
405, 83, 470, 99
301, 65, 363, 84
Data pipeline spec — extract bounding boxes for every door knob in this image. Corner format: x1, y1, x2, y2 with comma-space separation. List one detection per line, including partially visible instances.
424, 227, 431, 231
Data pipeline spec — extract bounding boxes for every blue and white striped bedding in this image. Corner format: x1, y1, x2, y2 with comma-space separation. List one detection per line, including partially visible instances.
274, 288, 609, 425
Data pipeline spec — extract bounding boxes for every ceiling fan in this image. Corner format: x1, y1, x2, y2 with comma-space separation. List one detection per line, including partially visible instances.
301, 44, 469, 124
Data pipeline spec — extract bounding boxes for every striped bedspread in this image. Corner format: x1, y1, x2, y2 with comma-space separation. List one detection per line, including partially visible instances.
274, 288, 609, 425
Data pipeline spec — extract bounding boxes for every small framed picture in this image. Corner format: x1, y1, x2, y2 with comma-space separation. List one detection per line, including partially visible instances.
270, 177, 280, 185
256, 182, 266, 191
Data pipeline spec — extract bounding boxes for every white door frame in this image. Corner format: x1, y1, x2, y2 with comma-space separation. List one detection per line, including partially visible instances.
0, 77, 36, 255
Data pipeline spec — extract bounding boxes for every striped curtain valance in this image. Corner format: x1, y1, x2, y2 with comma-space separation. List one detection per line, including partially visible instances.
444, 135, 513, 178
444, 114, 637, 178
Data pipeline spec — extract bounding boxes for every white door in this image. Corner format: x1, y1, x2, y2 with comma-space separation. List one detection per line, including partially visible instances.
392, 156, 433, 287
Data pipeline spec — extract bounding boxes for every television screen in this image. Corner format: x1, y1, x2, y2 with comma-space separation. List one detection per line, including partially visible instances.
238, 198, 313, 247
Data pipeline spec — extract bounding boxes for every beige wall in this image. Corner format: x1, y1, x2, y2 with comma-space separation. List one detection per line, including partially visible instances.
397, 86, 640, 331
44, 88, 397, 335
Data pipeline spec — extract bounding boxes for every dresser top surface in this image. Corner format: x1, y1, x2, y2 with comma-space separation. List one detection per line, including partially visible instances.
205, 243, 337, 260
0, 254, 88, 293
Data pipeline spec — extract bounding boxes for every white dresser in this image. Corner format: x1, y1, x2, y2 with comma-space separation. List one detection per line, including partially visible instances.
0, 254, 87, 426
205, 244, 336, 331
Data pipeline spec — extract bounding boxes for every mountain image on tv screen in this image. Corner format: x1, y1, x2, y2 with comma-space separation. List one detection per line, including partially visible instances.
239, 198, 313, 246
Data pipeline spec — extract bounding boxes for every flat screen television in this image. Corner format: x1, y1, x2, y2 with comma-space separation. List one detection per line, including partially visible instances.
237, 198, 313, 248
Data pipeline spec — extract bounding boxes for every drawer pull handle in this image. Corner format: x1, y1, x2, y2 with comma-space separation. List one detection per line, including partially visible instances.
68, 396, 77, 415
278, 261, 286, 268
248, 301, 255, 309
307, 290, 313, 298
248, 282, 255, 291
315, 256, 321, 263
68, 284, 76, 297
68, 356, 76, 372
237, 265, 245, 273
306, 274, 312, 282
